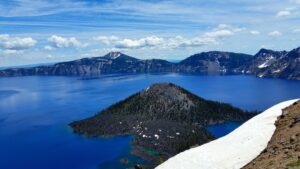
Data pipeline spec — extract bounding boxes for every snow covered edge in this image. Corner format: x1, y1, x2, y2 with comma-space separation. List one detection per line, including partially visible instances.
156, 99, 299, 169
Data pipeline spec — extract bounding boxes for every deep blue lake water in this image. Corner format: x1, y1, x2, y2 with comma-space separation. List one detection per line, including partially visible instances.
207, 121, 242, 138
0, 74, 299, 169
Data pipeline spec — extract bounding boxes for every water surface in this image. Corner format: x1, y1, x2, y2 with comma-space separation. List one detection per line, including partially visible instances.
0, 74, 299, 169
207, 121, 242, 138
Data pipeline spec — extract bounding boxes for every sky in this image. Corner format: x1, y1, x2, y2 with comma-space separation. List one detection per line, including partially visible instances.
0, 0, 300, 67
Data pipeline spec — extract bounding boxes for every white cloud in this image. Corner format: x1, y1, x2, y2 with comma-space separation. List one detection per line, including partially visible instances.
2, 49, 20, 55
216, 24, 244, 32
89, 24, 242, 51
95, 35, 165, 49
0, 34, 9, 40
95, 35, 218, 49
276, 10, 291, 17
250, 30, 260, 35
115, 36, 164, 49
93, 24, 241, 49
44, 45, 54, 50
203, 30, 233, 38
166, 36, 217, 48
0, 49, 25, 57
268, 30, 282, 37
46, 54, 53, 59
0, 34, 37, 50
203, 24, 244, 39
216, 24, 231, 29
47, 35, 86, 48
94, 36, 119, 45
178, 37, 218, 48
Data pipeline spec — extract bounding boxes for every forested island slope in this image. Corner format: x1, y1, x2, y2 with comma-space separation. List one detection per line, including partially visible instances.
70, 83, 254, 168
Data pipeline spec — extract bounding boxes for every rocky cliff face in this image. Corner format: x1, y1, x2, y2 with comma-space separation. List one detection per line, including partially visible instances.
178, 51, 252, 74
237, 47, 300, 80
1, 47, 300, 80
70, 83, 254, 167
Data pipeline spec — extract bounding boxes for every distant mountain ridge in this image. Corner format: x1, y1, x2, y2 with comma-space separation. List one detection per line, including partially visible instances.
0, 47, 300, 80
178, 51, 252, 74
236, 47, 300, 80
0, 52, 176, 76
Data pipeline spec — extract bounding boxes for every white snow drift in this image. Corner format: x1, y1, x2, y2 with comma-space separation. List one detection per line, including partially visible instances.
156, 99, 299, 169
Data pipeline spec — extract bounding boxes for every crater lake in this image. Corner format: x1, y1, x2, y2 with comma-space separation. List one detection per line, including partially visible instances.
0, 74, 300, 169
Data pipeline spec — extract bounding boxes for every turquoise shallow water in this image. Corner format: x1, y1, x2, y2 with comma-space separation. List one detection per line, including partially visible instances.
0, 74, 299, 169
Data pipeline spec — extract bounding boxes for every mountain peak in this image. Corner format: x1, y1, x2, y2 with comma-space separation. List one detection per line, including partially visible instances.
142, 83, 186, 101
102, 51, 140, 61
291, 46, 300, 53
255, 48, 287, 58
257, 48, 272, 53
145, 83, 176, 92
104, 51, 123, 59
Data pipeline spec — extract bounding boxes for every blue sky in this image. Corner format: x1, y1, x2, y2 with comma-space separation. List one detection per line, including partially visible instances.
0, 0, 300, 66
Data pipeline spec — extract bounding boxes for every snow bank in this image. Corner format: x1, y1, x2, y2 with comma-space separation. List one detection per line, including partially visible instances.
156, 99, 299, 169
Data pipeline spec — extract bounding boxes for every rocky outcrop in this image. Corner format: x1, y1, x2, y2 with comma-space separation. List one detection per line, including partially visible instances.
69, 83, 254, 167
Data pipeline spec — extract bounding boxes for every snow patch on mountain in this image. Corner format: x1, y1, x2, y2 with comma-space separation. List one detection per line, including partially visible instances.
258, 56, 275, 68
273, 69, 281, 73
156, 99, 299, 169
106, 51, 121, 59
